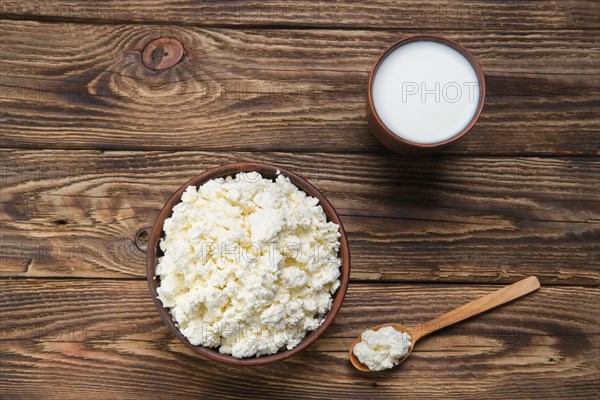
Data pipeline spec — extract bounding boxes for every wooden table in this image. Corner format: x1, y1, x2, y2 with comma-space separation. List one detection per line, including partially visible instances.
1, 1, 599, 398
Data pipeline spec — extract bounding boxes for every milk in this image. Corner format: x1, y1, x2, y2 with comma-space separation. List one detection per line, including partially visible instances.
371, 40, 480, 144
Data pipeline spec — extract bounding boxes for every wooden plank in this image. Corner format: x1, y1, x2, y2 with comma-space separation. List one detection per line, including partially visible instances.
1, 1, 599, 30
1, 149, 598, 284
1, 21, 598, 155
0, 280, 598, 399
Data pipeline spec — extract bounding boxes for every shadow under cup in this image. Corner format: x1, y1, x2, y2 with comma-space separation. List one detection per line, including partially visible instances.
367, 35, 486, 154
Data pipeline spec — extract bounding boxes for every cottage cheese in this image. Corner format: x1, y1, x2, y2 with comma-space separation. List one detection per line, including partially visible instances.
353, 326, 412, 371
156, 171, 342, 358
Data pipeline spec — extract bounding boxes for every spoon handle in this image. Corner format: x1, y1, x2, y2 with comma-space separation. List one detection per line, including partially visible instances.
413, 276, 540, 341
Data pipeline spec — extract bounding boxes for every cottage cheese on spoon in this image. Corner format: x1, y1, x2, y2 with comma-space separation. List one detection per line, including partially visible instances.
156, 172, 341, 358
353, 326, 412, 371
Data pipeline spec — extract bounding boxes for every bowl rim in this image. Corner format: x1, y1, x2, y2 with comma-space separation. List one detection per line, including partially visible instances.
367, 34, 486, 151
146, 162, 351, 366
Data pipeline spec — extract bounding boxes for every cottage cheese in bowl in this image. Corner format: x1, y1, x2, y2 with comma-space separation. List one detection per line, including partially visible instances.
155, 171, 342, 358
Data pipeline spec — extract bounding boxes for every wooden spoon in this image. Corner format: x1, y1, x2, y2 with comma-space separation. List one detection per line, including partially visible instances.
349, 276, 541, 372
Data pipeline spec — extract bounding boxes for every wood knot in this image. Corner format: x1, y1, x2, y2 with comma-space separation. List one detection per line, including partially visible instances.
135, 228, 150, 252
142, 38, 184, 70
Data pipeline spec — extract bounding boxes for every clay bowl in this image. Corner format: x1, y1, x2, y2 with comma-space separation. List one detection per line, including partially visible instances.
367, 34, 486, 154
146, 162, 350, 366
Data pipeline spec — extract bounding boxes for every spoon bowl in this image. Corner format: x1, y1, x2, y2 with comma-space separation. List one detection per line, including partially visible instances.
349, 323, 417, 372
349, 276, 540, 372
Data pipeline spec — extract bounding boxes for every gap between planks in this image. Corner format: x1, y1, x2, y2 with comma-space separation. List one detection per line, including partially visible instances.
0, 277, 596, 288
2, 14, 600, 31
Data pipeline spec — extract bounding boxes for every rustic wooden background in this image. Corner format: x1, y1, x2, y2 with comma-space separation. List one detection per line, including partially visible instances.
1, 1, 599, 399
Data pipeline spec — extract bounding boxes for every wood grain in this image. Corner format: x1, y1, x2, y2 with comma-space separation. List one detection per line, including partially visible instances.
0, 280, 598, 399
1, 149, 598, 284
1, 1, 599, 30
1, 21, 599, 154
1, 1, 598, 398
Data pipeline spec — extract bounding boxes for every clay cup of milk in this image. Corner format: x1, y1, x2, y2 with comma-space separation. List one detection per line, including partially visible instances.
367, 35, 485, 153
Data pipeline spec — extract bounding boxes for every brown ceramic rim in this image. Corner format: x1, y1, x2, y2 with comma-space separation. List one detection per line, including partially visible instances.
146, 162, 350, 366
367, 34, 486, 153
